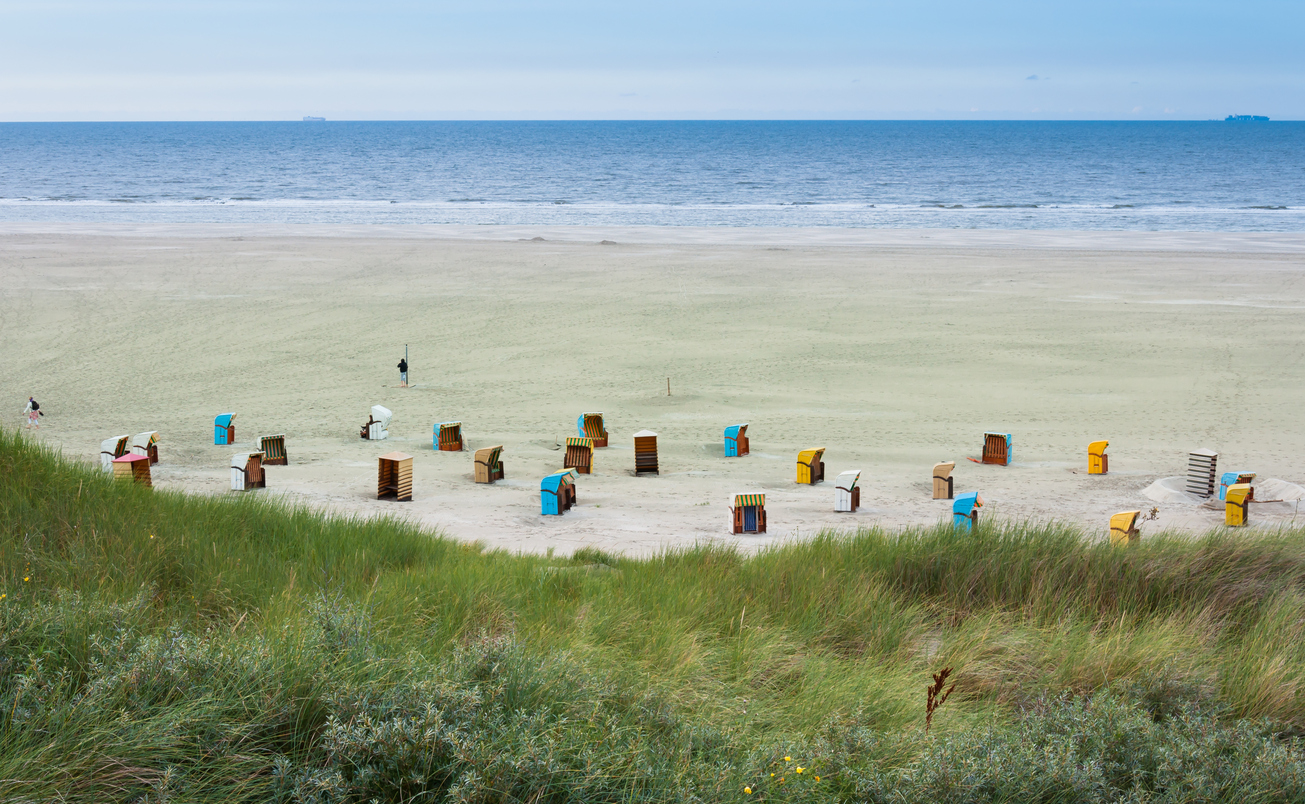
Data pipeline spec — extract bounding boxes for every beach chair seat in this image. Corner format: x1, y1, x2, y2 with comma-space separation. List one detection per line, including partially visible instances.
101, 434, 130, 472
214, 413, 236, 446
577, 413, 609, 447
1109, 510, 1141, 546
1218, 471, 1255, 501
982, 433, 1011, 466
474, 446, 505, 483
1186, 449, 1218, 497
796, 448, 825, 484
953, 492, 983, 530
1225, 483, 1252, 527
724, 424, 750, 457
1088, 440, 1109, 475
932, 461, 955, 499
634, 430, 659, 474
730, 493, 766, 533
835, 470, 861, 512
230, 452, 266, 491
112, 453, 152, 487
435, 421, 463, 451
564, 437, 594, 474
260, 434, 288, 465
541, 470, 577, 515
377, 452, 413, 501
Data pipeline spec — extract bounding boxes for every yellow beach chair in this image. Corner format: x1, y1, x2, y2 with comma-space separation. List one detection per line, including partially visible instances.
796, 448, 825, 484
1088, 440, 1108, 475
1109, 511, 1141, 545
1225, 483, 1252, 527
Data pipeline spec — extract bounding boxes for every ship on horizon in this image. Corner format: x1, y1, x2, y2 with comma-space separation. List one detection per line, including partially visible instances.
1225, 114, 1269, 122
302, 116, 326, 122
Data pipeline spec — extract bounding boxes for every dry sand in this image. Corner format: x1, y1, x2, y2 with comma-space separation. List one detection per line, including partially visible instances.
3, 223, 1304, 556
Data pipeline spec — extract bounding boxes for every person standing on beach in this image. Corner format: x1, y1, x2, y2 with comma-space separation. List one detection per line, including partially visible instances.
397, 357, 408, 387
24, 397, 42, 428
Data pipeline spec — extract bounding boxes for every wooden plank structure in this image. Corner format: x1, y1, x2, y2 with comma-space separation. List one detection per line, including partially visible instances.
100, 434, 130, 472
577, 413, 609, 447
260, 434, 288, 465
1219, 472, 1256, 501
564, 437, 594, 474
633, 430, 659, 474
796, 448, 825, 484
932, 461, 955, 499
835, 470, 861, 512
474, 445, 505, 484
953, 492, 984, 530
230, 452, 266, 491
130, 431, 160, 464
541, 469, 577, 515
361, 405, 391, 441
214, 413, 236, 446
1186, 449, 1218, 497
730, 493, 766, 534
982, 432, 1011, 466
434, 421, 464, 451
724, 424, 750, 457
112, 453, 152, 487
1225, 483, 1253, 527
1109, 510, 1141, 546
377, 452, 413, 501
1088, 440, 1109, 475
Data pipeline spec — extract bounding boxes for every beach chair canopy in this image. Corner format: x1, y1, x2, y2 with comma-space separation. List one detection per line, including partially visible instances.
835, 470, 860, 491
724, 424, 747, 440
231, 452, 259, 469
371, 406, 393, 428
732, 493, 765, 508
215, 413, 235, 429
131, 431, 158, 449
541, 473, 569, 494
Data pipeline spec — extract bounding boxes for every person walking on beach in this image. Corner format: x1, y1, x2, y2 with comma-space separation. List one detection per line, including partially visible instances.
397, 357, 408, 388
24, 397, 42, 428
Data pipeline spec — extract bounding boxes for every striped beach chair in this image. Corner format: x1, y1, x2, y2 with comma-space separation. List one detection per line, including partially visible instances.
730, 493, 766, 533
434, 421, 464, 451
260, 434, 288, 465
564, 437, 594, 474
577, 413, 609, 447
230, 452, 266, 491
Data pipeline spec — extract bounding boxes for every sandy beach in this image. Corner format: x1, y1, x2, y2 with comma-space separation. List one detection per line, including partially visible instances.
4, 223, 1304, 555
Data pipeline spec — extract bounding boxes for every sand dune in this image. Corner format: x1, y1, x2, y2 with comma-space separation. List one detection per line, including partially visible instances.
3, 225, 1304, 555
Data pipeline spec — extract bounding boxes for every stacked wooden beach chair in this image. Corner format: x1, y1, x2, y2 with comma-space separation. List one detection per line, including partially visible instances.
1186, 449, 1218, 497
377, 452, 413, 501
474, 446, 505, 484
633, 430, 659, 474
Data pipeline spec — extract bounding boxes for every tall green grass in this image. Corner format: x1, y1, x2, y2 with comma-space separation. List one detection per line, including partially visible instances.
3, 427, 1305, 803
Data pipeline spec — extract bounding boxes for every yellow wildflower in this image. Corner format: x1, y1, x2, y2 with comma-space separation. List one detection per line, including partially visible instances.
24, 577, 29, 582
796, 767, 804, 774
784, 756, 791, 762
743, 787, 752, 795
815, 776, 821, 782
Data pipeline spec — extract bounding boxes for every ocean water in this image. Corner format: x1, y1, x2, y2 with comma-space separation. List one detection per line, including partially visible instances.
0, 121, 1301, 230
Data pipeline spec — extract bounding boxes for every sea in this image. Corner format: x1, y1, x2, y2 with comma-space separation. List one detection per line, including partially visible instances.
0, 121, 1301, 230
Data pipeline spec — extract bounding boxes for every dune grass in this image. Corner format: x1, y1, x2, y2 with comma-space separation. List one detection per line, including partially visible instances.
3, 427, 1305, 802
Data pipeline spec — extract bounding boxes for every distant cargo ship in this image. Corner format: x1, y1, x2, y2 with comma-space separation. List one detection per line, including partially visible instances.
303, 116, 326, 122
1225, 115, 1269, 122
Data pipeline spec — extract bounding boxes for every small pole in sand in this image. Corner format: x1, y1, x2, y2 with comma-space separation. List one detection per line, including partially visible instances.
667, 377, 671, 396
405, 344, 409, 387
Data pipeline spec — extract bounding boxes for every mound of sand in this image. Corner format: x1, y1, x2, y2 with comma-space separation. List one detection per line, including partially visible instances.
1142, 477, 1205, 505
1251, 478, 1305, 502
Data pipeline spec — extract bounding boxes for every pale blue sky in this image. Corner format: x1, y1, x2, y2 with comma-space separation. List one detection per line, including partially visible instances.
1, 1, 1300, 120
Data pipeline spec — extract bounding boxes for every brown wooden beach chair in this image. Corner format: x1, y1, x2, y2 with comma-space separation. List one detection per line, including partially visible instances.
932, 461, 955, 499
474, 446, 505, 484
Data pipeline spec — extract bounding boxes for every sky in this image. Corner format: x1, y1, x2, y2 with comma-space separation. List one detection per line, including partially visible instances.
0, 1, 1301, 121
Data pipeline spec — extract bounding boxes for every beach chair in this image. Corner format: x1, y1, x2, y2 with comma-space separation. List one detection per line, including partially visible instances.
214, 413, 236, 446
1225, 483, 1252, 527
361, 405, 391, 440
577, 413, 609, 447
634, 430, 659, 474
112, 453, 152, 487
377, 452, 413, 501
1088, 440, 1109, 475
1219, 472, 1255, 501
260, 434, 288, 465
796, 448, 825, 484
130, 431, 159, 464
953, 492, 983, 530
564, 437, 594, 474
724, 424, 750, 457
730, 493, 766, 533
1109, 511, 1141, 546
434, 421, 463, 451
835, 470, 861, 512
981, 433, 1011, 466
100, 435, 130, 472
474, 445, 505, 484
541, 470, 577, 515
1186, 449, 1218, 497
932, 461, 955, 499
230, 452, 266, 491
